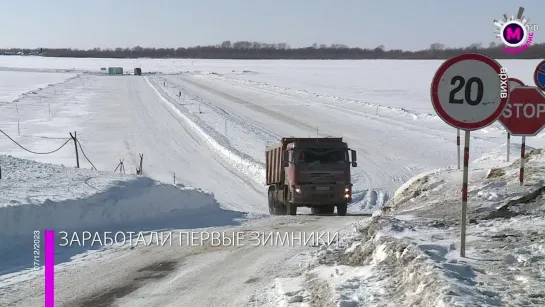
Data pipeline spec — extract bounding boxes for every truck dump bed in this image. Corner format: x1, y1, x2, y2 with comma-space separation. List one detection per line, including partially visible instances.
265, 142, 283, 185
265, 137, 344, 185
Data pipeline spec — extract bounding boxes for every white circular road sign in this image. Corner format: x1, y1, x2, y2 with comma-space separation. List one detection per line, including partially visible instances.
431, 53, 509, 130
508, 77, 525, 91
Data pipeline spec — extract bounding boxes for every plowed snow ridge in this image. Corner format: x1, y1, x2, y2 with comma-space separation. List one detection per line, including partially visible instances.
145, 76, 266, 187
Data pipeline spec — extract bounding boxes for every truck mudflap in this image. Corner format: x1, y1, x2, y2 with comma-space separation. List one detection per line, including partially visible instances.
337, 202, 347, 216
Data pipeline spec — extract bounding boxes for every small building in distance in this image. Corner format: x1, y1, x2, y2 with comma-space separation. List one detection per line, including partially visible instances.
134, 68, 142, 75
107, 67, 123, 75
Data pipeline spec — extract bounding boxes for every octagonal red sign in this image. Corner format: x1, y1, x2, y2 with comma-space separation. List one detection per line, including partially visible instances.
499, 86, 545, 136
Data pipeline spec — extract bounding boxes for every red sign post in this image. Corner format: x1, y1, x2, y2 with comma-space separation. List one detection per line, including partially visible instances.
505, 78, 525, 162
499, 86, 545, 185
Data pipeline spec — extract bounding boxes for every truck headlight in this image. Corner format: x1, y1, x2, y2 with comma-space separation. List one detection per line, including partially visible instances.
344, 188, 350, 192
295, 187, 301, 194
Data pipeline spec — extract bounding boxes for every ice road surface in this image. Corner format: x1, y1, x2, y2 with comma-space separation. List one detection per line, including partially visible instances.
0, 57, 543, 306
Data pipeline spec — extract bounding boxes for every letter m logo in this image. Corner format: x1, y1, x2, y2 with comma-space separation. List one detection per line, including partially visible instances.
506, 27, 521, 40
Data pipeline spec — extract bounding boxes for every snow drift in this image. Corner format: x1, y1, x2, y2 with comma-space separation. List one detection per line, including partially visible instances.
0, 154, 246, 274
270, 148, 545, 307
145, 76, 266, 187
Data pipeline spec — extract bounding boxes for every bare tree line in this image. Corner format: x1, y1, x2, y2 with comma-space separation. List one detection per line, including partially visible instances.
1, 41, 543, 59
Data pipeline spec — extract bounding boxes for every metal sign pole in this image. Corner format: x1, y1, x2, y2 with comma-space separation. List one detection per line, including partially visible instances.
460, 130, 470, 257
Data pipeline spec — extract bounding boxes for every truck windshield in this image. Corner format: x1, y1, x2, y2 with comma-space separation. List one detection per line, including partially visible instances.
296, 149, 347, 164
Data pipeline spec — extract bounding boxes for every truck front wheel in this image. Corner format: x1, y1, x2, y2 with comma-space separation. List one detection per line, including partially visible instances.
337, 203, 347, 216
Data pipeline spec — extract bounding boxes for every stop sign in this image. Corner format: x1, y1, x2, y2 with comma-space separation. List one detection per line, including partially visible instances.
499, 86, 545, 136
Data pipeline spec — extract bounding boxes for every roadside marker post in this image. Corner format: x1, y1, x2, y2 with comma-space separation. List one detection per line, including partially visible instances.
506, 78, 525, 162
431, 53, 509, 257
499, 86, 545, 186
533, 60, 545, 91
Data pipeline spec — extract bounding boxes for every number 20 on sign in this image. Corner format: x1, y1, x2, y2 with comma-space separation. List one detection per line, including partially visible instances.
430, 53, 509, 257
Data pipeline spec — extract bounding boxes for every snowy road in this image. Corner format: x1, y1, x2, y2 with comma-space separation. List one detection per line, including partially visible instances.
161, 73, 464, 209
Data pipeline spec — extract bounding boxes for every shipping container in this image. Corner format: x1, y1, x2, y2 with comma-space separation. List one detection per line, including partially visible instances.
107, 67, 123, 75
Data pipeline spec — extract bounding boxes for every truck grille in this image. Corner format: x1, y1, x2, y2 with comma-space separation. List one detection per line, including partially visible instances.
310, 193, 336, 201
310, 172, 335, 182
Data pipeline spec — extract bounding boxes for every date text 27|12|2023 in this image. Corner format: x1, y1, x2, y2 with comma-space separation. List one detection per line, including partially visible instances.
33, 230, 40, 269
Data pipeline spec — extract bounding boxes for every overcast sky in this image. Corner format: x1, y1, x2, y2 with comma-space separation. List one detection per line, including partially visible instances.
0, 0, 543, 50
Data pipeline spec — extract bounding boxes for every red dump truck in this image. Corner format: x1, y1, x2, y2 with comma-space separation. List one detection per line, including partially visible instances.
265, 137, 357, 216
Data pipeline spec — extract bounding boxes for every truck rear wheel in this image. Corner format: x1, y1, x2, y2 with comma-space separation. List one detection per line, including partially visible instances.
337, 203, 347, 216
268, 186, 286, 215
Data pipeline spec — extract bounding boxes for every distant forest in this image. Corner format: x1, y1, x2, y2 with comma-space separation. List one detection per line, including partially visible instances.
1, 41, 544, 59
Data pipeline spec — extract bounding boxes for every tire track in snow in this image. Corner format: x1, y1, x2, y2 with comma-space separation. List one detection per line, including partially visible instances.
350, 189, 390, 211
144, 76, 267, 188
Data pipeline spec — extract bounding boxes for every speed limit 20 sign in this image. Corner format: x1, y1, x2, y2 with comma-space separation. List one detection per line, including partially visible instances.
431, 53, 509, 130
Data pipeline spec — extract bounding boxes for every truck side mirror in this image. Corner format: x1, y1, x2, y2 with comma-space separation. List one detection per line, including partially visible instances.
283, 151, 290, 167
351, 150, 357, 167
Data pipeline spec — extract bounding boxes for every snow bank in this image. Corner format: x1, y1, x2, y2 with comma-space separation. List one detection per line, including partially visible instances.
0, 154, 245, 273
473, 142, 535, 166
144, 76, 266, 187
389, 148, 545, 217
272, 277, 311, 307
271, 148, 545, 306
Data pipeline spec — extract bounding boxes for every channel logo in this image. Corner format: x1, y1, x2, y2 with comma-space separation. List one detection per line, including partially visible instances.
493, 7, 539, 54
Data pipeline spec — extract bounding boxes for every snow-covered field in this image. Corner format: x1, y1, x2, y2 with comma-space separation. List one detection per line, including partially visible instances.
0, 55, 543, 306
0, 70, 78, 102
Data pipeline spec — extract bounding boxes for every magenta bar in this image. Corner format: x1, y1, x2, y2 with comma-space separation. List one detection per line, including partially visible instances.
45, 230, 55, 307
